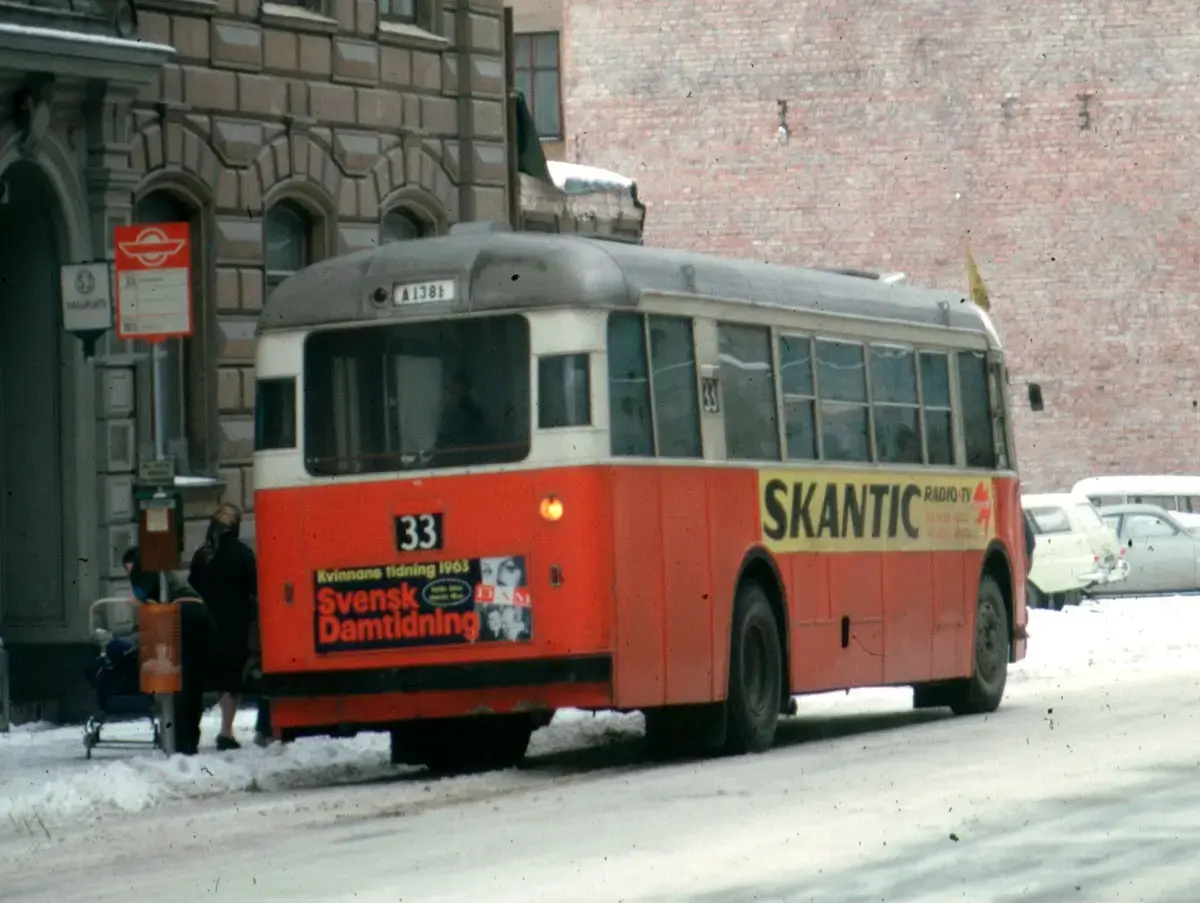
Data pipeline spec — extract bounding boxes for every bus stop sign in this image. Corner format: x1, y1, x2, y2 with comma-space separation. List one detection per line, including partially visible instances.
113, 223, 193, 342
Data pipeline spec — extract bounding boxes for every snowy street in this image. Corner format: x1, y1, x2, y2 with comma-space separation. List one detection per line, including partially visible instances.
2, 597, 1200, 901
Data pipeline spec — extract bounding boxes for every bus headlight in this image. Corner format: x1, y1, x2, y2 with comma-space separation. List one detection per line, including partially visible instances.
539, 495, 564, 522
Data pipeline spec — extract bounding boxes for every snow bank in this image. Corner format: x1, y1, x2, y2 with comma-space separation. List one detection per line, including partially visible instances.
1014, 594, 1199, 684
0, 706, 646, 837
1, 594, 1196, 835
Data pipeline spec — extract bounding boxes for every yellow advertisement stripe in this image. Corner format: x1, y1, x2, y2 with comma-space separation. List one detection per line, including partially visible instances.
759, 469, 996, 553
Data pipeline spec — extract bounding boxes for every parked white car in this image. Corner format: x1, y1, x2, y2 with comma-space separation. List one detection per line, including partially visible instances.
1072, 474, 1200, 530
1021, 493, 1129, 609
1095, 504, 1200, 596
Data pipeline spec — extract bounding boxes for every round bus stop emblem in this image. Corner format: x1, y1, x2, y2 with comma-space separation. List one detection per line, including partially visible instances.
117, 227, 186, 268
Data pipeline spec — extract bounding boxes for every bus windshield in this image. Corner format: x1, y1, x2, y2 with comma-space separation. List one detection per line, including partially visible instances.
303, 315, 531, 475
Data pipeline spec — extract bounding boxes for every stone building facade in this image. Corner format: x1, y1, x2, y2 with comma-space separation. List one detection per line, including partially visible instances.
560, 0, 1200, 492
0, 0, 515, 718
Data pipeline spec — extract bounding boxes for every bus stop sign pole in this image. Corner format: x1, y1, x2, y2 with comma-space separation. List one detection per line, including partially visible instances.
113, 222, 194, 757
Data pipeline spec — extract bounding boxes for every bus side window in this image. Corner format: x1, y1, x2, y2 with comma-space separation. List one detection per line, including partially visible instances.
718, 323, 780, 461
816, 339, 870, 463
255, 377, 297, 450
777, 334, 817, 460
869, 345, 920, 465
647, 315, 702, 458
538, 354, 591, 429
919, 351, 955, 465
607, 313, 654, 456
957, 350, 996, 468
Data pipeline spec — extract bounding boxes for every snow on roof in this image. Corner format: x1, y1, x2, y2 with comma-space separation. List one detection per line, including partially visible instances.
547, 161, 636, 196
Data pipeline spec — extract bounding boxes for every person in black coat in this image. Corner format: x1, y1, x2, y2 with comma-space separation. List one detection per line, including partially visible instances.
188, 503, 258, 751
125, 547, 215, 756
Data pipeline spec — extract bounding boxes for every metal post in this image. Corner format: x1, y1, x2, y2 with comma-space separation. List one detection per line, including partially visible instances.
152, 342, 176, 755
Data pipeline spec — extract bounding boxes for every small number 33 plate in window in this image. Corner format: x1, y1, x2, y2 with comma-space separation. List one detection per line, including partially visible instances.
395, 512, 444, 551
394, 279, 455, 305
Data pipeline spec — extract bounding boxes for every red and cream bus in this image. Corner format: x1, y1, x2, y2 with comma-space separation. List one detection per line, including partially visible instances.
253, 223, 1029, 772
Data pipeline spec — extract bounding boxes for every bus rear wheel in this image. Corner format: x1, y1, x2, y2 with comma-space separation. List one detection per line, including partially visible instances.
389, 714, 533, 775
724, 580, 784, 754
946, 575, 1009, 715
644, 580, 784, 759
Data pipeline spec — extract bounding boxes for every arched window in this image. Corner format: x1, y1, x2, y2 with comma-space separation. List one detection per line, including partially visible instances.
381, 208, 430, 244
265, 200, 312, 294
134, 189, 197, 469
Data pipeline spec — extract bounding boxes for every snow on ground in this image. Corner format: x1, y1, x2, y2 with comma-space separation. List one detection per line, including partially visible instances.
0, 594, 1196, 837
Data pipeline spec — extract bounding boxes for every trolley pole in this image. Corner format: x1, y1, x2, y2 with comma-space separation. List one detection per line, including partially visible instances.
152, 341, 177, 757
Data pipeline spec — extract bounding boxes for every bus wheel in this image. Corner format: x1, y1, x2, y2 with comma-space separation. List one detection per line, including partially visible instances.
724, 580, 783, 754
947, 575, 1010, 716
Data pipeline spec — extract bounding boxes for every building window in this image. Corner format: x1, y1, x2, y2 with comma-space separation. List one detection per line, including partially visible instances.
381, 208, 430, 244
514, 32, 562, 140
380, 0, 416, 22
265, 200, 312, 295
134, 190, 197, 470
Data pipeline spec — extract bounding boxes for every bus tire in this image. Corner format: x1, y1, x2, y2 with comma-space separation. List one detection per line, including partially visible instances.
724, 580, 784, 755
947, 575, 1009, 716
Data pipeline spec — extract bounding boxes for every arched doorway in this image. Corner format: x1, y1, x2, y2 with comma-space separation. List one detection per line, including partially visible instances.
0, 159, 66, 632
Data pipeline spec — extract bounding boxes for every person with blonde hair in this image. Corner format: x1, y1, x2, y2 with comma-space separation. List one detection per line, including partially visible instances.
188, 502, 258, 750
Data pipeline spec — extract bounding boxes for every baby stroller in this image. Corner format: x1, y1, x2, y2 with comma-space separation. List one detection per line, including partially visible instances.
82, 597, 163, 758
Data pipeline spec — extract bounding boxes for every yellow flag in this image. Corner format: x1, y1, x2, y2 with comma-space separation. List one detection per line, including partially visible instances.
966, 249, 990, 311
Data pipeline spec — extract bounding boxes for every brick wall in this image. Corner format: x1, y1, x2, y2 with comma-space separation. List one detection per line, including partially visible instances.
562, 0, 1200, 492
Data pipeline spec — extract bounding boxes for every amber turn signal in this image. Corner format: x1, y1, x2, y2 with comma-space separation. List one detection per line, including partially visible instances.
539, 495, 564, 522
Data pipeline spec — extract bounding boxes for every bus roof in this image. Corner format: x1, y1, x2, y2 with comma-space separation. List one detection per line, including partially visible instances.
258, 225, 997, 342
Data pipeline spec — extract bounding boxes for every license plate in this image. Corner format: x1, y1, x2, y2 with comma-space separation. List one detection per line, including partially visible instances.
395, 512, 444, 551
393, 279, 455, 305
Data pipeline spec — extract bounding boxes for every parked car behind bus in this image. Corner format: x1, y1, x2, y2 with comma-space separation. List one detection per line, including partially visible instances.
1096, 503, 1200, 596
1073, 475, 1200, 529
1021, 493, 1127, 609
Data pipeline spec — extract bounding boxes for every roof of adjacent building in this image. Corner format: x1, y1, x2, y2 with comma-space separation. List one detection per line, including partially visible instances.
259, 224, 995, 342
